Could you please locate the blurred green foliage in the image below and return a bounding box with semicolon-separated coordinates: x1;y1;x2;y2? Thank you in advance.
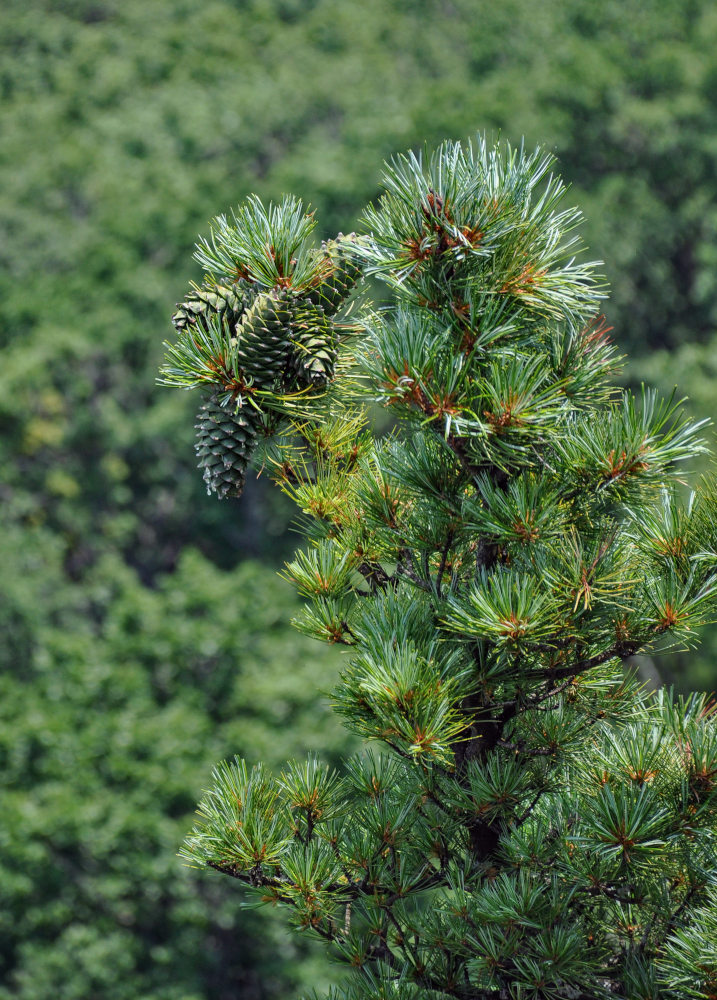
0;518;350;998
2;0;717;995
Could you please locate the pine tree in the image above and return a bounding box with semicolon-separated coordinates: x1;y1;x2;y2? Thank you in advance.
168;138;717;999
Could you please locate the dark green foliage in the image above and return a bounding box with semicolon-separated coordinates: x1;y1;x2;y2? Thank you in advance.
181;140;717;999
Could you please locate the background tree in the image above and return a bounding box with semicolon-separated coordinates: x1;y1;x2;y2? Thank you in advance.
176;138;717;999
0;519;352;999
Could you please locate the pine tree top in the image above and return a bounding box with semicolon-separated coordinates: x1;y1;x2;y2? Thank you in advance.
167;136;717;1000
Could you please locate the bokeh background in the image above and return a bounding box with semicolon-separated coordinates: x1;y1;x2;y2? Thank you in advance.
2;1;717;997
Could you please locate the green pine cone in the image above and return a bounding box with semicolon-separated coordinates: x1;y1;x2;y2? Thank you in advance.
194;392;258;499
235;289;294;388
306;233;363;315
288;302;337;388
172;279;253;333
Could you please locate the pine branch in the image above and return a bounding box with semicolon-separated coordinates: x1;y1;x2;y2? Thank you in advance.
532;639;642;681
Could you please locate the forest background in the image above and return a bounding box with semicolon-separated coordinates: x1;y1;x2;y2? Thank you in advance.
2;1;717;998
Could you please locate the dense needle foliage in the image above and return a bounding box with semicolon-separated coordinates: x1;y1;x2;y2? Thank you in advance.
169;138;717;999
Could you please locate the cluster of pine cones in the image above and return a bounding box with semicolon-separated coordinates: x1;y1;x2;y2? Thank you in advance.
170;236;361;499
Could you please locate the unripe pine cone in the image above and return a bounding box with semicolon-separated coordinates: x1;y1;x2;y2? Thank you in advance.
288;302;337;388
235;289;295;389
172;279;253;333
306;233;363;316
195;391;258;499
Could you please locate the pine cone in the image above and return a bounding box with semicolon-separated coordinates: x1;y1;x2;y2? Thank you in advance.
172;279;253;334
306;233;363;316
288;302;337;388
194;391;258;499
235;289;294;388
